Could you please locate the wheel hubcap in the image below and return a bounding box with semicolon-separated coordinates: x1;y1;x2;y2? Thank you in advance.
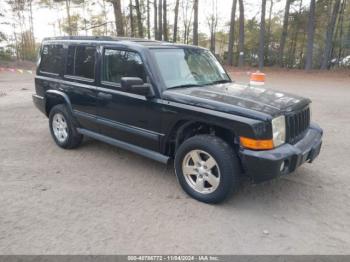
52;113;68;143
182;150;221;194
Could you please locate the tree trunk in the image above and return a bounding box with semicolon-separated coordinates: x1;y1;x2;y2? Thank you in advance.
238;0;244;67
112;0;125;36
129;0;135;37
12;23;19;60
193;0;199;45
346;13;350;60
288;0;303;67
288;26;298;67
102;0;108;35
227;0;237;65
336;0;347;62
163;0;168;41
258;0;266;70
208;0;218;53
321;0;341;69
182;0;193;44
265;0;273;63
135;0;143;37
82;0;88;36
298;29;307;69
305;0;316;70
158;0;163;40
154;0;158;39
278;0;291;66
28;0;35;49
147;0;151;39
210;29;215;53
208;16;215;52
65;0;72;35
173;0;180;42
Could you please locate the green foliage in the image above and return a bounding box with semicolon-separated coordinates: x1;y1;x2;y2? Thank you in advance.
0;46;13;60
265;16;283;66
61;14;81;35
90;14;106;36
218;0;350;69
19;31;37;61
1;3;7;43
244;18;260;66
53;0;85;4
1;0;349;69
0;32;6;42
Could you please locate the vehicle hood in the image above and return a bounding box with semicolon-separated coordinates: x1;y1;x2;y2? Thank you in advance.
162;82;310;120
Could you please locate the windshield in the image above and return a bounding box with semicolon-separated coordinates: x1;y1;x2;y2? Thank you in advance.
151;48;230;89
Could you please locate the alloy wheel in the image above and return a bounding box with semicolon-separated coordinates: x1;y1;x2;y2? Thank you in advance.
52;113;68;143
182;150;221;194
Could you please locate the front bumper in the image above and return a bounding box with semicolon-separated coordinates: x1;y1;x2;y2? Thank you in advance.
239;123;323;183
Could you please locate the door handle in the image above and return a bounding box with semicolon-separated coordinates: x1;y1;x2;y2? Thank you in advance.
97;92;113;100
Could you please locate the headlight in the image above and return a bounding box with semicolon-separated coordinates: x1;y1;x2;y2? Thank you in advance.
272;115;286;147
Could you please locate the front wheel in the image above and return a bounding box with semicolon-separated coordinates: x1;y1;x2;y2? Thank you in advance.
174;135;240;204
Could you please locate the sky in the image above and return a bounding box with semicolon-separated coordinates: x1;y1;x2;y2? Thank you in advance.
0;0;291;43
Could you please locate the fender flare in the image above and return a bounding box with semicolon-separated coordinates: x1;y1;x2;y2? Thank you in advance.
161;120;237;156
45;90;74;115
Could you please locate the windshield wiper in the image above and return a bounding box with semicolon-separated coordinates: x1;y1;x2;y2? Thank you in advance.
167;80;231;90
167;84;202;90
205;79;231;85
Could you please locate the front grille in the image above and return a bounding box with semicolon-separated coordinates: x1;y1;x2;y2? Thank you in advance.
286;106;310;144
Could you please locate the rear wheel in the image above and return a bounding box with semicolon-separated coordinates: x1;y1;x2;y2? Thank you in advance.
49;104;83;149
174;135;240;204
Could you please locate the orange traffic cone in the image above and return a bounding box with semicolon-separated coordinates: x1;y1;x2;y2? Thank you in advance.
250;71;266;85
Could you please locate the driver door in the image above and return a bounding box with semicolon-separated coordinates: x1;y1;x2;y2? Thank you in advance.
96;47;163;152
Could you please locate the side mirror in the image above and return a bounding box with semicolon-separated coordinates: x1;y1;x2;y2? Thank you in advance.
120;77;154;98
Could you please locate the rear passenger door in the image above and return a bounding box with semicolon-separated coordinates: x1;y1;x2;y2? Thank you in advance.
96;47;163;152
63;45;99;132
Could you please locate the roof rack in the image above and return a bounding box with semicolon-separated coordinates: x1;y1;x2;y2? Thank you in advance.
42;36;159;43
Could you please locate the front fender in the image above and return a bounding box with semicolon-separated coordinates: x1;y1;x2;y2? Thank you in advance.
160;114;270;156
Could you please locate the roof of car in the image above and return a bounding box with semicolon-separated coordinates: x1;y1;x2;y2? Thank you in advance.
42;36;206;50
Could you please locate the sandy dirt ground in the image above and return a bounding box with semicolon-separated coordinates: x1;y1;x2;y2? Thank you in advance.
0;70;350;255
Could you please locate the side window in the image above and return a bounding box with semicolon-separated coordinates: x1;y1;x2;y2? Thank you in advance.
102;49;146;85
40;44;64;75
66;45;96;80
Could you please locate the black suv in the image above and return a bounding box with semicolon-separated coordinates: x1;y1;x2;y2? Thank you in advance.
33;36;323;203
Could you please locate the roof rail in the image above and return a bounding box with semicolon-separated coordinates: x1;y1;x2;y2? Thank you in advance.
42;36;159;43
43;36;115;41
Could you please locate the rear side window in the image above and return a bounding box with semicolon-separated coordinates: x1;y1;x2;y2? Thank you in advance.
40;44;64;75
66;46;96;80
102;49;146;84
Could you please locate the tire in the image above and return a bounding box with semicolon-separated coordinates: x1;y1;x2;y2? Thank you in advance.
49;104;83;149
174;135;240;204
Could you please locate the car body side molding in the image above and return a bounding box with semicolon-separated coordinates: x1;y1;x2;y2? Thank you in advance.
76;128;170;164
74;110;163;142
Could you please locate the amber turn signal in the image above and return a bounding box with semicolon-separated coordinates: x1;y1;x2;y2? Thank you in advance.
240;137;274;150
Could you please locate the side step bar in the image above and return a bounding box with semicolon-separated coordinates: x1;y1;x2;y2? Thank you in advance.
77;128;170;164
